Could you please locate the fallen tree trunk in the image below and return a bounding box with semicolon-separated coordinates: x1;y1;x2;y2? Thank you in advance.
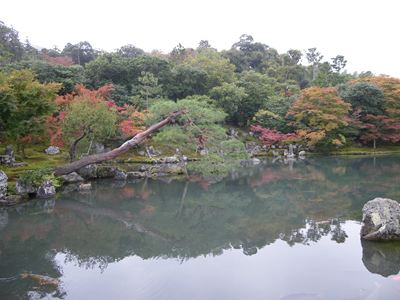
54;110;185;176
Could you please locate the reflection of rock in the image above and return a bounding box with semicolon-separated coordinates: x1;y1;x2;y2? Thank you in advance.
362;239;400;277
361;198;400;240
0;209;8;230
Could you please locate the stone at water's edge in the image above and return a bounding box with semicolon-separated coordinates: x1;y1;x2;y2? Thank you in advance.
60;172;84;183
361;198;400;241
36;180;56;198
0;170;7;199
15;180;36;195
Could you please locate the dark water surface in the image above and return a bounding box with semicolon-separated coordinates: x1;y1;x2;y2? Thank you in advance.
1;156;400;299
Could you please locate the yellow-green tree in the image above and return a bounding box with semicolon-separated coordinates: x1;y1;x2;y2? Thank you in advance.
287;87;351;147
0;69;60;155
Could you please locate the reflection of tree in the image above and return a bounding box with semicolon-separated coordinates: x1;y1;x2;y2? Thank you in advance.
0;156;400;297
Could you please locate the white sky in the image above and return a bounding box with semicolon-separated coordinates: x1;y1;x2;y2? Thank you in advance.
2;0;400;77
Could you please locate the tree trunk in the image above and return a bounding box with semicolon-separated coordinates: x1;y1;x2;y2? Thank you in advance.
373;139;376;150
69;131;87;162
54;110;185;176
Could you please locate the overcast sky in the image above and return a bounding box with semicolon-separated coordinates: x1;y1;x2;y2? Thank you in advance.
2;0;400;77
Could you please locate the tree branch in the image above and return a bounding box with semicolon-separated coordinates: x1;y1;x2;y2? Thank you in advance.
54;110;186;176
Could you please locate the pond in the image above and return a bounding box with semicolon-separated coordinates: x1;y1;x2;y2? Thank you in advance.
1;156;400;299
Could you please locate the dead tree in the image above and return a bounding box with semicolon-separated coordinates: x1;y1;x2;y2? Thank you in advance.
54;110;185;176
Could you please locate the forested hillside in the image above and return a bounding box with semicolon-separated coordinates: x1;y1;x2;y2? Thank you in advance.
1;20;399;159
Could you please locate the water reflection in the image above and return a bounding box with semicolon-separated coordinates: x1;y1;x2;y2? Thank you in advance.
0;156;400;299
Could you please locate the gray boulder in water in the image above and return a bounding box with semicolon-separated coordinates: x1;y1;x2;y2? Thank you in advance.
0;171;8;199
361;198;400;241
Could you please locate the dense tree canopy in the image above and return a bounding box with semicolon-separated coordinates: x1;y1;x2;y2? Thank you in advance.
0;69;60;152
0;20;399;152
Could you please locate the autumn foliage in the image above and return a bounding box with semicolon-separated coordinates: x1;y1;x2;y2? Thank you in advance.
47;84;145;147
287;87;351;147
251;125;297;146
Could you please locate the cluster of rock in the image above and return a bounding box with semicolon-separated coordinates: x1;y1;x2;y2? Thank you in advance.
0;170;24;206
76;162;185;181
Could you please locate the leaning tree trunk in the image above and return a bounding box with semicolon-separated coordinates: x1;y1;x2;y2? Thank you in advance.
54;110;185;176
69;131;86;162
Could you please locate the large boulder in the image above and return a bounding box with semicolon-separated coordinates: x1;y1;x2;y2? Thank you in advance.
0;171;7;199
114;169;127;180
16;180;36;195
361;198;400;241
36;180;56;198
77;164;98;179
60;172;84;183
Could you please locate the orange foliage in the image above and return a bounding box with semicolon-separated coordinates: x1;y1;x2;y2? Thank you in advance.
287;87;351;146
47;83;146;145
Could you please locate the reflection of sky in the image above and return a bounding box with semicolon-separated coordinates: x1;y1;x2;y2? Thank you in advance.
56;222;400;300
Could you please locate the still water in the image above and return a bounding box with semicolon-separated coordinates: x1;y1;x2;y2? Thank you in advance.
1;156;400;299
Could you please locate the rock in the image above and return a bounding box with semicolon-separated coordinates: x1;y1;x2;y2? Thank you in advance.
271;150;280;157
5;145;14;157
149;164;185;177
36;180;56;198
0;146;15;166
78;183;92;191
0;171;7;199
16;180;36;195
126;171;146;179
361;198;400;241
298;150;306;157
139;165;147;172
146;146;161;157
114;169;127;180
251;158;261;165
78;164;98;179
60;172;84;183
45;146;60;155
227;128;238;138
12;162;27;167
94;142;105;154
0;155;13;165
159;156;180;164
96;165;117;178
199;149;208;156
138;151;146;156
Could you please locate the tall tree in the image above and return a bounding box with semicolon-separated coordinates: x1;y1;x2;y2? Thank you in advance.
0;20;24;64
305;47;323;81
62;41;96;65
117;44;145;58
331;55;347;73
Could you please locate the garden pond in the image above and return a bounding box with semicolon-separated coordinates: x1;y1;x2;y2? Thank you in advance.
1;156;400;299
